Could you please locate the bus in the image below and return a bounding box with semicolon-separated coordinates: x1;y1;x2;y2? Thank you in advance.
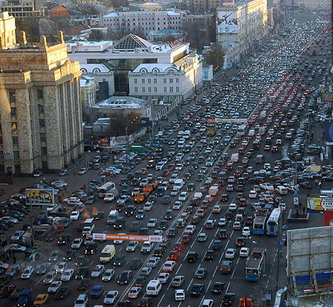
245;247;266;281
97;182;117;198
266;208;281;236
252;209;268;235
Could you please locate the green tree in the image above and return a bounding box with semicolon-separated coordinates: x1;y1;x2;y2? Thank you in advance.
204;43;225;73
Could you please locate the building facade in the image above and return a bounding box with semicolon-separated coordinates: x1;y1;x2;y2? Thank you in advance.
0;0;45;20
284;0;330;9
80;75;97;107
0;12;83;174
184;0;220;12
101;10;185;36
216;0;268;66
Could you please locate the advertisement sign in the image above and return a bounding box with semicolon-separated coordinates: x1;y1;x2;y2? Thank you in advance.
92;233;163;242
25;189;54;205
325;120;333;143
307;197;333;211
217;10;238;34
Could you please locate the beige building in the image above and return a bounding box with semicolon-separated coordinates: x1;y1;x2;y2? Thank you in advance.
217;0;268;66
0;0;45;20
0;12;83;175
184;0;220;12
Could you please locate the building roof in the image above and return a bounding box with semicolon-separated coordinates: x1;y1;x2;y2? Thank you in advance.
132;63;180;73
93;96;150;109
103;11;118;18
81;64;111;73
80;75;95;88
113;33;153;50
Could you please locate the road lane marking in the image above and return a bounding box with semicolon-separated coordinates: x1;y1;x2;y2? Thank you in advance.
157;293;165;307
207;280;212;293
213;265;218;277
175;263;183;275
226;281;231;293
186;278;193;291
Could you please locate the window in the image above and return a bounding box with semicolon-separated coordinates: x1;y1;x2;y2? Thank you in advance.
142;79;145;84
176;78;179;83
13;151;20;160
12;136;18;145
169;79;173;83
37;89;44;100
39;119;45;127
8;91;16;103
142;87;145;93
40;134;46;142
0;151;3;160
38;104;44;114
11;122;17;134
148;87;151;93
176;87;180;92
148;79;151;83
154;87;157;92
11;107;17;116
163;79;167;83
134;79;137;84
41;147;47;156
170;87;174;93
154;79;157;83
164;87;167;92
134;87;138;93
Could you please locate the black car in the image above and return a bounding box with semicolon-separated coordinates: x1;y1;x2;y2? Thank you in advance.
76;255;88;266
219;229;228;239
236;237;246;247
77;278;90;291
75;266;89;280
129;258;142;270
212;282;225;294
222;293;236;306
55;286;70;300
117;271;132;285
125;205;136;216
159;220;169;230
138;297;153;307
204;249;215;261
63;250;76;262
187;251;199;263
212;239;223;250
116;300;132;307
133;275;147;287
220;261;233;274
153;247;166;257
190;284;205;296
113;217;126;229
84;242;97;255
57;234;71;245
113;255;126;266
164;210;173;220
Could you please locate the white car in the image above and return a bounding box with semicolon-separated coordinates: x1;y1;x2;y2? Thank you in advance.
10;230;24;242
225;248;236;259
71;238;83;249
259;183;275;191
61;269;74;281
103;290;119;305
218;218;227;227
91;265;105;278
74;294;88;307
212;204;222;213
184;225;196;234
242;226;251;236
127;287;142;299
77;168;88;175
228;203;237;211
146;257;160;268
240;247;250;258
126;241;138;252
248;190;258;199
21;266;34;279
143;202;153;211
178;191;188;201
175;289;185;301
117;195;130;204
102;269;115;282
104;194;115;203
47;280;62;293
173;201;182;210
147;218;157;228
55;261;67;274
201;299;214;307
158;272;170;284
43;271;56;284
162;260;176;272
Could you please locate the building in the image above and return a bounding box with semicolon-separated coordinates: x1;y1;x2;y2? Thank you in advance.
0;0;45;20
148;29;184;41
184;0;220;12
0;11;16;48
284;0;330;9
100;10;185;36
48;4;69;17
216;0;268;66
80;75;97;107
67;34;200;96
0;12;83;175
128;53;203;102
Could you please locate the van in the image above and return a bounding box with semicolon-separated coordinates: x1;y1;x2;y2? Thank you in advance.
275;185;288;195
107;210;120;225
146;279;162;296
100;245;116;263
82;218;95;236
255;155;265;164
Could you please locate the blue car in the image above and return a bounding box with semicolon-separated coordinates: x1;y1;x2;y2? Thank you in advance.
90;285;104;299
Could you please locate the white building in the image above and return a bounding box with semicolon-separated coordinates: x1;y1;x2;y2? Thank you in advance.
216;0;268;66
80;75;97;107
128;53;203;102
101;10;185;36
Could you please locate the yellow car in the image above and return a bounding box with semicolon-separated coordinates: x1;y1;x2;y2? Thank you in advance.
34;293;48;306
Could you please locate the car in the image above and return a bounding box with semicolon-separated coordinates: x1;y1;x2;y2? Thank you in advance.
240;247;250;257
171;275;185;287
54;286;70;300
236;237;246;247
129;258;142;270
10;230;24;242
104;290;119;304
162;260;176;272
212;204;222;213
70;211;80;221
195;267;207;279
33;169;43;177
47;281;62;294
184;225;196;234
77;278;90;291
75;266;89;280
140;266;152;277
248;190;258;199
146;257;160;268
117;270;133;285
233;221;242;230
33;293;48;306
259;183;275;191
205;219;216;229
205;249;215;261
21;266;34;279
76;255;88;266
61;269;74;281
91;265;105;278
8;243;26;252
178;191;188;201
43;270;56;284
36;262;51;275
187;251;199;263
55;261;67;274
198;232;208;242
102;268;115;281
90;285;104;298
201;299;214;307
222;293;236;306
136;210;145;219
77;168;88;175
59;169;69;176
0;284;16;298
212;282;225;294
190;284;205;296
158;272;170;284
218;217;227;227
220;260;233;274
71;238;83;249
138;296;153;307
242;226;251;236
147;218;157;228
127;287;141;299
175;289;185;301
225;248;236;259
57;234;71;245
74;293;89;307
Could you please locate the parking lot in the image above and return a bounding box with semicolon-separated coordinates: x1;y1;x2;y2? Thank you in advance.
0;7;332;307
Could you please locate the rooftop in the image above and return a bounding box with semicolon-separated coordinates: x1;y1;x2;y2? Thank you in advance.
132;63;180;73
93;96;150;109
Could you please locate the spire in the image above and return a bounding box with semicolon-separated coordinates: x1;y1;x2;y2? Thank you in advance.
58;31;65;44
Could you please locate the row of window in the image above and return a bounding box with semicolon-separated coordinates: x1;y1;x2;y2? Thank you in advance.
134;78;180;84
134;86;180;93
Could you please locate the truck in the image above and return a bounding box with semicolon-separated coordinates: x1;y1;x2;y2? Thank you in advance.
231;153;239;163
17;289;32;307
209;185;219;197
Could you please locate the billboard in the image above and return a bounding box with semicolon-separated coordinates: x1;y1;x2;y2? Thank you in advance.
307;197;333;211
324;120;333;143
25;189;55;205
92;233;163;242
217;10;238;34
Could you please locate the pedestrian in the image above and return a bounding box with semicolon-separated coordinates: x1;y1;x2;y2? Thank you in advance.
319;181;322;187
13;256;16;264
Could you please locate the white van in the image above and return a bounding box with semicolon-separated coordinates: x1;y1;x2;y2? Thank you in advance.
82;218;95;236
275;186;288;195
100;245;116;263
146;280;162;296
